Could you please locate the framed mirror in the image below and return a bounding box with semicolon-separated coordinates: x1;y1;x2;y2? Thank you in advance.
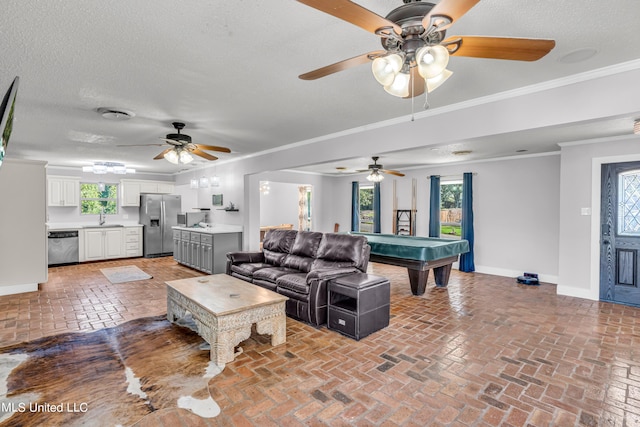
212;194;223;206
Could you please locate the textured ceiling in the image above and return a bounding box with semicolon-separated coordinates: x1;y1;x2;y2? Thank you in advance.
1;0;640;175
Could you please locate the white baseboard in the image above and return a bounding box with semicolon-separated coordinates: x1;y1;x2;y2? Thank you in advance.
473;265;558;285
556;285;599;301
0;283;39;296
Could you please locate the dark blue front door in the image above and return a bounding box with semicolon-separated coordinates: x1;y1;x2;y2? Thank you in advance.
600;161;640;307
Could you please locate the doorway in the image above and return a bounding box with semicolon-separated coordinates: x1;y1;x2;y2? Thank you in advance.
600;161;640;307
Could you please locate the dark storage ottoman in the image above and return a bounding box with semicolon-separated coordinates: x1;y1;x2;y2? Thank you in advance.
327;273;390;340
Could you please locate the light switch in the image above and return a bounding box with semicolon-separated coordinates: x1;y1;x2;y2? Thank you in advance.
581;207;591;216
123;214;129;219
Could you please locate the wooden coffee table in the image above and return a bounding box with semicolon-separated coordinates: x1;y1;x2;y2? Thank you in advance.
166;274;288;366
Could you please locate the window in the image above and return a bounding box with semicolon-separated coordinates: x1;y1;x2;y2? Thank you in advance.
440;180;462;239
618;170;640;235
359;185;374;232
80;183;118;215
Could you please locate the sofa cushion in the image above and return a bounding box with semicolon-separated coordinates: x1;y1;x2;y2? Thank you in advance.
263;229;297;253
230;262;271;277
253;266;298;284
276;273;309;295
263;249;288;266
290;231;323;258
282;254;315;273
311;258;357;270
316;233;368;266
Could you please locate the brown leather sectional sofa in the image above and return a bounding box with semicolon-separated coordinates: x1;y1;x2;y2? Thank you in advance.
226;229;370;326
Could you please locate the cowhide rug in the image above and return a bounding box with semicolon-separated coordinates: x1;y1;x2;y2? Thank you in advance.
0;315;221;426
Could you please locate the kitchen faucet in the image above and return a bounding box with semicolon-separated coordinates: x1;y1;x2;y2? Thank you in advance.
99;208;106;226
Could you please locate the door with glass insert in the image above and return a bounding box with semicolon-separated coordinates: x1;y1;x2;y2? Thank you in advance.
600;161;640;306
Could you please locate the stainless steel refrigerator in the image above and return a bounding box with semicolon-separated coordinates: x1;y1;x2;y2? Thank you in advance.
139;194;181;257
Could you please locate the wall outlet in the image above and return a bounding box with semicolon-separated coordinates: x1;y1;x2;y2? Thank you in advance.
123;214;129;219
581;207;591;216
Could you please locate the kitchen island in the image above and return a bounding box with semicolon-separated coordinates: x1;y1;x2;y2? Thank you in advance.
172;225;243;274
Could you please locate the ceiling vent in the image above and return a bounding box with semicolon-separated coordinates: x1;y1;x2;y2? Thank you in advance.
97;107;134;121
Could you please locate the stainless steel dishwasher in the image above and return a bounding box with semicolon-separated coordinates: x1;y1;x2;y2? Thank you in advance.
48;230;79;266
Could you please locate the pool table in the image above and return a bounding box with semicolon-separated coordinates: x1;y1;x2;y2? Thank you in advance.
352;233;470;296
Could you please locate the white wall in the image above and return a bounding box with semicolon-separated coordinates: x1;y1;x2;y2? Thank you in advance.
333;154;561;282
260;182;302;227
0;159;48;295
558;136;640;300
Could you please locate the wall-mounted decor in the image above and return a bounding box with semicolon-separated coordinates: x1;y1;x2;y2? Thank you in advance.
212;194;223;206
0;76;20;171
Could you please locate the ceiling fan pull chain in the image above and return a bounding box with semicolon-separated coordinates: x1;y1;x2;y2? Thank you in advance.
411;73;415;121
424;89;430;110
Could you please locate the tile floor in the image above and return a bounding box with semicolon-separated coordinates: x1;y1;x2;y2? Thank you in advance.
1;257;640;426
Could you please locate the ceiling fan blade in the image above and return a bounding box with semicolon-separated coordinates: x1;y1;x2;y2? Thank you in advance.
195;144;231;153
191;149;218;161
116;143;164;147
153;148;172;160
382;169;405;177
297;0;401;36
299;50;386;80
422;0;480;33
443;36;556;61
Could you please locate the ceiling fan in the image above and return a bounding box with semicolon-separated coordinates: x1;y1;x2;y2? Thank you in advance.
358;156;405;181
152;122;231;165
297;0;556;98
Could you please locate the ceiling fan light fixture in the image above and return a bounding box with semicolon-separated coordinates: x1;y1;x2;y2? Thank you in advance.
416;45;449;79
372;54;403;86
164;149;179;164
426;69;453;93
82;162;135;174
367;170;384;182
384;71;410;97
178;150;194;164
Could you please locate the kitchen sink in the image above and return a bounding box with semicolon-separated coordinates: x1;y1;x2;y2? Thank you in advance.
83;224;124;228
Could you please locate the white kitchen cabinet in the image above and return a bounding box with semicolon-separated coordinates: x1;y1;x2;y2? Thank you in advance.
157;182;174;193
139;181;158;193
120;179;175;207
123;226;142;257
120;181;141;207
84;228;123;261
48;176;80;207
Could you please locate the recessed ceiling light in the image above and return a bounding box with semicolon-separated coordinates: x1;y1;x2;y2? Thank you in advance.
97;107;135;121
452;150;472;156
558;48;598;64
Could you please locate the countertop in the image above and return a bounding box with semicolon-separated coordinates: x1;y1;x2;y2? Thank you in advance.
47;222;143;231
172;225;243;234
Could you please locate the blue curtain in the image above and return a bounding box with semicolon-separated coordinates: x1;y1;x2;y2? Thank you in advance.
373;182;381;233
428;176;440;237
460;172;475;272
351;181;359;232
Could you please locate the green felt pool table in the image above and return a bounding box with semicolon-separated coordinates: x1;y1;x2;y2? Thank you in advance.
352;233;470;295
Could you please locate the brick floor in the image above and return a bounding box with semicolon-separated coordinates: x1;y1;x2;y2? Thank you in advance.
2;257;640;426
